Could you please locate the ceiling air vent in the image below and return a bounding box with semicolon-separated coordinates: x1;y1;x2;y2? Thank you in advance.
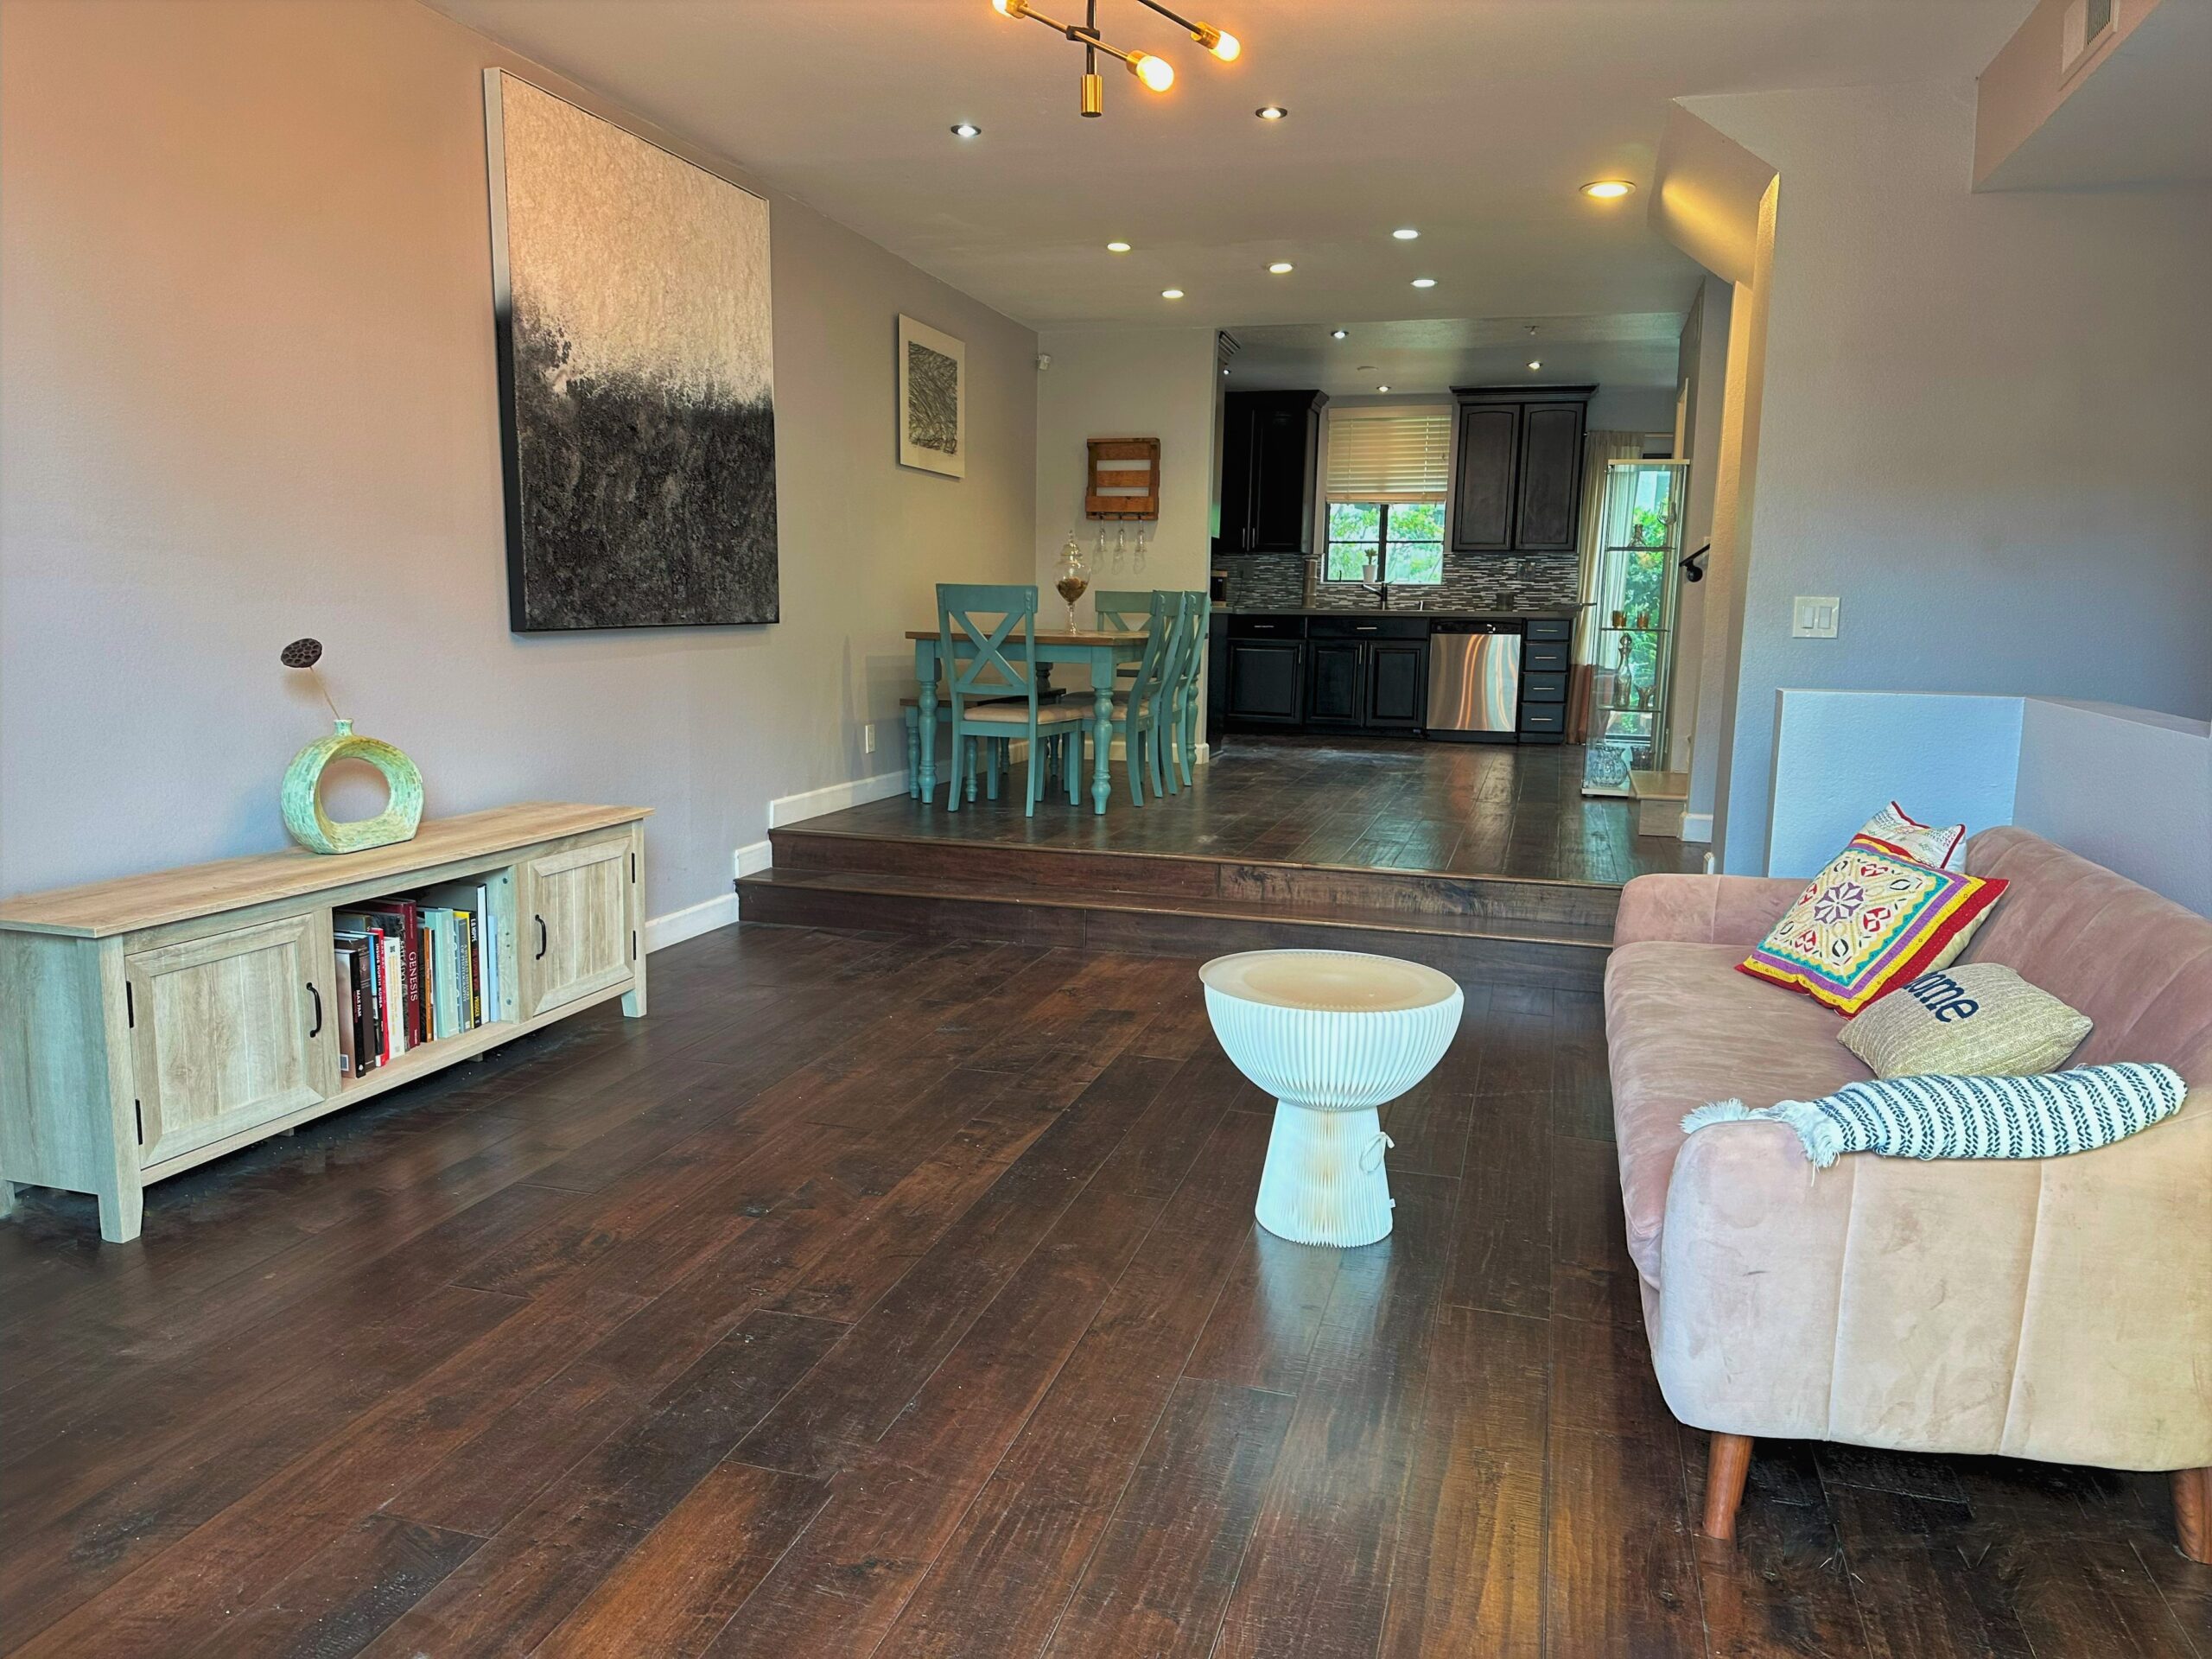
2059;0;2116;84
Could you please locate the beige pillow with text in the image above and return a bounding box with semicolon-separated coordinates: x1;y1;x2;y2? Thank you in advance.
1840;963;2091;1078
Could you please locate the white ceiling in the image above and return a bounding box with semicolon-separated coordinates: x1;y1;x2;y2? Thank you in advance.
1226;313;1684;398
433;0;2031;333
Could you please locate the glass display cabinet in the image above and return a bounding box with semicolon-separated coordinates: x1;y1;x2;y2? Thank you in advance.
1582;460;1688;798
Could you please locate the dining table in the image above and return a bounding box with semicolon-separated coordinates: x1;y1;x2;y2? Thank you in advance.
906;626;1148;815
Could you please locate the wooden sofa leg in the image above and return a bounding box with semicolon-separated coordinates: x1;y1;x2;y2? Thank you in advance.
2177;1467;2212;1565
1701;1433;1753;1542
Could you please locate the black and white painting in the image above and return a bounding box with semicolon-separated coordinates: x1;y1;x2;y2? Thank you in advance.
897;315;966;480
486;71;778;630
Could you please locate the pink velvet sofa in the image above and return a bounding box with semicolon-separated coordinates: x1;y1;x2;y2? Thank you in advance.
1606;826;2212;1560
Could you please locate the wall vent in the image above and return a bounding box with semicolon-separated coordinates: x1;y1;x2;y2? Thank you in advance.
2059;0;2117;84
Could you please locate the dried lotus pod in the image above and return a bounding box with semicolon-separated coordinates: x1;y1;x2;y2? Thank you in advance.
280;638;324;670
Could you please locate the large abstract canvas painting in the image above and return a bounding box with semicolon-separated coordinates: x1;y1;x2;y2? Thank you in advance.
486;71;778;630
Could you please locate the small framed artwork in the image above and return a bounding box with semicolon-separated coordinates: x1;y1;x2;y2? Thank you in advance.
898;315;966;479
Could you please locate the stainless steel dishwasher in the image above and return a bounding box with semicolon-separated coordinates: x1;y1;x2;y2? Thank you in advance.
1424;620;1522;740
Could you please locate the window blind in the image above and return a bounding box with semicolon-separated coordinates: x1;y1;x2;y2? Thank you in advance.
1325;406;1452;504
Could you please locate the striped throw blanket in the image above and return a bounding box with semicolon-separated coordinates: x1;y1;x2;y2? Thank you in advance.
1682;1062;2187;1168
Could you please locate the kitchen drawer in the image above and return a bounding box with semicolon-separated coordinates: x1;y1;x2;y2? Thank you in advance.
1524;641;1570;673
1522;671;1568;703
1229;613;1306;639
1525;616;1573;643
1310;614;1428;640
1517;702;1566;734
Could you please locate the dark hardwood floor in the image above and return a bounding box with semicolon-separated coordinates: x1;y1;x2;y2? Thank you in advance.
825;735;1706;886
3;925;2202;1657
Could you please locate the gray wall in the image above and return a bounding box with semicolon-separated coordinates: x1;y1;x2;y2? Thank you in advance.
0;0;1037;918
1687;80;2212;874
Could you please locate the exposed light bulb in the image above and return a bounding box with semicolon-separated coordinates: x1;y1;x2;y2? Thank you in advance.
1267;261;1294;275
1160;288;1185;299
1207;28;1241;61
1128;52;1175;92
1581;179;1634;199
990;0;1027;16
1106;240;1132;252
1392;227;1420;240
1410;277;1437;289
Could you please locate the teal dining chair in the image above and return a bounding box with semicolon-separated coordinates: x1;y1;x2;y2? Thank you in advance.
1084;589;1187;807
1170;588;1211;789
935;583;1087;816
1093;589;1153;685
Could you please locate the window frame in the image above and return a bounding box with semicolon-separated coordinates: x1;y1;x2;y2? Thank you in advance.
1323;498;1446;586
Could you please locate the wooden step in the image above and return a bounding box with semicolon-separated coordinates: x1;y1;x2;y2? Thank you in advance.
766;824;1621;935
734;867;1608;988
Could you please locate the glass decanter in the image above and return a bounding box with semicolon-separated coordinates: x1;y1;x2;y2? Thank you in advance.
1054;535;1090;631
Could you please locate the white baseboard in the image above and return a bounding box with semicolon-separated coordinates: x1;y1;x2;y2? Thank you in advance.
1679;810;1714;844
767;768;910;829
645;891;740;953
733;839;772;880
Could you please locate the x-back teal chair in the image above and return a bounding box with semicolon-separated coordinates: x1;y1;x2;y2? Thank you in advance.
935;583;1087;816
1085;589;1188;807
1093;589;1153;685
1169;588;1211;789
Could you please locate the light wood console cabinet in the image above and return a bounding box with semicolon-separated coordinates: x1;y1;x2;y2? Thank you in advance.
0;803;649;1241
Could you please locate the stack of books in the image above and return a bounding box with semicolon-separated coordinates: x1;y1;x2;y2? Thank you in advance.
332;880;503;1079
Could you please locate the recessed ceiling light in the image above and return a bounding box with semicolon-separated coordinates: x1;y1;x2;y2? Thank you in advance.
1255;105;1288;121
1581;179;1635;199
1391;227;1420;240
1410;277;1437;289
1160;288;1185;299
1376;385;1391;392
1528;359;1543;371
1330;328;1348;340
1106;240;1132;253
1267;261;1294;275
1222;367;1231;376
950;123;982;139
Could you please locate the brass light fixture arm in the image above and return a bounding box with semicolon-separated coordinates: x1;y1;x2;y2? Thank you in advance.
1130;0;1229;53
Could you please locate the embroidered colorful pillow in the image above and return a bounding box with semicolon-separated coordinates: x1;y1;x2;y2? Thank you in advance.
1851;801;1966;870
1738;845;2007;1014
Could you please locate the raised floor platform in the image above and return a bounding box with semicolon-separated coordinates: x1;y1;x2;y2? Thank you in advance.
739;741;1700;987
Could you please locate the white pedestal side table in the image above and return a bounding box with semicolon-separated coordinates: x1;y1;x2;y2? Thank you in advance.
1201;950;1465;1248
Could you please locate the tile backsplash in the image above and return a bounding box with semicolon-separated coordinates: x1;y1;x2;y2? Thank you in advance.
1221;550;1582;613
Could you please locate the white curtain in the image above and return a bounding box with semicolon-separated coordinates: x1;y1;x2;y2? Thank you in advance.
1573;432;1649;665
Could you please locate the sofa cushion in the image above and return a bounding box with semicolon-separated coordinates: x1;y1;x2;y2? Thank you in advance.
1739;844;2008;1014
1605;941;1872;1283
1963;827;2212;1089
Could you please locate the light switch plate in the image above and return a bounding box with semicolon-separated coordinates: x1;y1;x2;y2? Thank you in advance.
1791;595;1840;639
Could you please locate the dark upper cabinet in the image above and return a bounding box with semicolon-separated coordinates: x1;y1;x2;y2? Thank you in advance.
1224;639;1305;724
1365;641;1429;729
1516;403;1586;551
1218;391;1326;556
1305;640;1365;728
1449;404;1520;552
1448;386;1594;555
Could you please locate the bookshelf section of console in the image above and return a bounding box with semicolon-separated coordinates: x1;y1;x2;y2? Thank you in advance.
0;803;650;1242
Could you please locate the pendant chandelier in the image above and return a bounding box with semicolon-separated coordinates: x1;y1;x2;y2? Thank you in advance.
990;0;1242;118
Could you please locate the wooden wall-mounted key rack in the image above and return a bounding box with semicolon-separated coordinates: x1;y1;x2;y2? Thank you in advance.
1084;438;1160;521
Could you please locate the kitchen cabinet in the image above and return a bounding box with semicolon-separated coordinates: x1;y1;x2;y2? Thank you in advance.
1448;386;1593;555
1305;618;1429;734
1218;390;1326;556
1365;641;1430;729
1224;636;1306;725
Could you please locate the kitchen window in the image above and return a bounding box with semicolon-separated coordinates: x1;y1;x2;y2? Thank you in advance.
1321;406;1450;585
